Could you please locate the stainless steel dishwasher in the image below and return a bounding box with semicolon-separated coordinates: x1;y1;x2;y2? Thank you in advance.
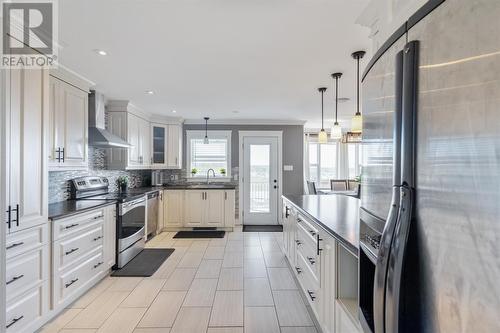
146;191;159;240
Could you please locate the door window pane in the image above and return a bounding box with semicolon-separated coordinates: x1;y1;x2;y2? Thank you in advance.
249;144;270;213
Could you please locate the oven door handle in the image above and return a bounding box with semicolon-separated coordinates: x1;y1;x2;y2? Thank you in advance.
120;196;147;215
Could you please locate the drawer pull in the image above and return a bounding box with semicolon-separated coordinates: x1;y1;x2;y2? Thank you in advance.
309;230;317;236
65;223;79;230
295;266;302;274
93;215;104;220
6;274;24;285
65;248;79;255
307;257;316;265
307;290;316;301
297;218;302;223
65;278;79;288
93;261;104;269
93;236;103;241
295;240;302;246
317;235;323;255
6;242;24;250
6;315;24;329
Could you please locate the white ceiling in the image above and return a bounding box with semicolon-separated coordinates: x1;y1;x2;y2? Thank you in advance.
58;0;371;128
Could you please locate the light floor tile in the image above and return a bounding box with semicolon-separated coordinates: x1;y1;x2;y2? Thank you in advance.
177;251;204;268
39;308;82;333
121;279;165;308
204;246;225;259
172;239;194;247
133;328;171;333
268;268;297;290
280;327;317;333
97;307;147;333
59;329;97;333
243;259;267;278
162;268;197;291
150;257;179;279
189;240;210;252
195;260;222;278
244;246;263;259
209;291;243;327
138;291;186;328
243;237;261;247
226;240;244;252
207;328;243;333
218;268;244;290
107;277;143;292
222;252;244;268
244;278;274;306
263;252;288;268
68;278;115;308
183;279;218;306
66;291;129;329
244;307;280;333
273;291;314;327
170;307;211;333
209;238;227;247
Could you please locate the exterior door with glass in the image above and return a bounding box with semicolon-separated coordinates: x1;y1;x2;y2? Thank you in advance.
242;137;279;225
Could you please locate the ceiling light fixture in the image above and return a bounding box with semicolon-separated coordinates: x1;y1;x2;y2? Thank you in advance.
331;72;343;140
93;49;107;56
317;87;328;144
203;117;210;144
145;90;154;95
351;50;366;133
172;110;177;113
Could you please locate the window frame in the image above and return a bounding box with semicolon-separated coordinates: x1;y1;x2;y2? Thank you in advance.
307;139;339;190
186;130;232;181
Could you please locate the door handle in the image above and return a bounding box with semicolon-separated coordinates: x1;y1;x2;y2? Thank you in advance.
11;204;19;227
6;205;11;229
55;147;61;162
6;315;24;329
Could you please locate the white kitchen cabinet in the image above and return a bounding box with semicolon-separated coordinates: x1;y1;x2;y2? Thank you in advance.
103;205;116;270
48;75;89;170
167;124;182;169
5;67;48;234
163;190;184;229
151;123;168;168
184;190;205;227
205;190;225;227
224;190;236;228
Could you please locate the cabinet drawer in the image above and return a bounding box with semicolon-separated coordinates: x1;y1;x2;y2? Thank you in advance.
53;208;105;241
6;283;46;333
296;215;318;246
6;223;48;259
6;245;48;301
54;221;103;271
296;250;320;291
54;247;105;307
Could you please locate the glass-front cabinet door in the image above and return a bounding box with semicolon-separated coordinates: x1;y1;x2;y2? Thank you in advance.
151;123;168;168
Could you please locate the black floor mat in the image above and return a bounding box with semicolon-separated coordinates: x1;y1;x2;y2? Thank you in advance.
243;225;283;232
111;248;174;277
173;230;226;238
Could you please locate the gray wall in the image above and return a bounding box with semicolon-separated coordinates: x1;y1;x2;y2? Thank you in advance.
183;124;304;195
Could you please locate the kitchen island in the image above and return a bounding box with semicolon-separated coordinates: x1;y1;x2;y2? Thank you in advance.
282;194;361;333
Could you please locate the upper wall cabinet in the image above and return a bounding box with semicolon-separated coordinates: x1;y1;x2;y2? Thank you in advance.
48;70;92;170
151;123;183;169
4;67;49;233
167;124;182;169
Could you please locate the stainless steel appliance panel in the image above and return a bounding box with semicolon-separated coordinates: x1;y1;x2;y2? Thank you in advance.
361;35;407;221
406;0;500;331
146;191;159;239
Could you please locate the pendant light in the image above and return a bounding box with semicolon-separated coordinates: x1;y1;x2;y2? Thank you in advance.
203;117;209;144
317;87;328;144
351;51;365;133
331;72;343;140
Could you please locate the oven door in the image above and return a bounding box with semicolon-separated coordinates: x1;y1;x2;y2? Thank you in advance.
118;196;146;252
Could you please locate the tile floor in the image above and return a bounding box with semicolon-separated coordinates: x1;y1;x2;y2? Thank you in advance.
39;227;318;333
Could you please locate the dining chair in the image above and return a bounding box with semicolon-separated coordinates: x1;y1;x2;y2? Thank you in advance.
348;180;360;191
306;181;317;195
330;179;348;191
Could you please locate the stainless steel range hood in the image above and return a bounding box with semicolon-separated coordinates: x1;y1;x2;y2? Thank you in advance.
88;91;132;148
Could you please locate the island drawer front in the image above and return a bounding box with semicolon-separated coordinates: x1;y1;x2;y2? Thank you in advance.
54;247;104;306
53;221;104;271
6;245;47;302
296;225;319;261
6;223;48;259
6;284;45;333
297;250;320;289
296;216;318;246
53;208;105;241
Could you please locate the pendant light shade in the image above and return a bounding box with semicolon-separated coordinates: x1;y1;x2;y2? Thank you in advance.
351;51;365;133
317;87;328;144
203;117;209;144
331;72;343;140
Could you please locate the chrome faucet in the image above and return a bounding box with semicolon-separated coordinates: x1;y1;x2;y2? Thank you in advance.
206;168;216;184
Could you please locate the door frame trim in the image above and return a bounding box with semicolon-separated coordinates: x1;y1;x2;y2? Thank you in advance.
238;131;283;225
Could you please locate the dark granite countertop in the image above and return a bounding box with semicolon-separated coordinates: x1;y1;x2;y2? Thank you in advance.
162;183;237;190
282;194;360;256
49;200;116;220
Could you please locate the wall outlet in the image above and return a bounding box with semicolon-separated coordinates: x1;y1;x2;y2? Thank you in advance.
284;165;293;171
170;174;175;181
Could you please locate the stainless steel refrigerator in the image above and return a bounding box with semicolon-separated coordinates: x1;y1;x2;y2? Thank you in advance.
357;0;500;332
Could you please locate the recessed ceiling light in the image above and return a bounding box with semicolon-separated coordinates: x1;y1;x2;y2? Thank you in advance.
339;97;350;103
93;49;107;56
172;110;177;113
145;90;154;95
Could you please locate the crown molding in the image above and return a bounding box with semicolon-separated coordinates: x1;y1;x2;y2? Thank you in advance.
183;118;306;126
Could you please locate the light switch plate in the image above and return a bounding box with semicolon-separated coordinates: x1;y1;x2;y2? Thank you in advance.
284;165;293;171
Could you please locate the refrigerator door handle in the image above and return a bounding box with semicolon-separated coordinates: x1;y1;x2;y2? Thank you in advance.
373;49;404;333
384;40;419;333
